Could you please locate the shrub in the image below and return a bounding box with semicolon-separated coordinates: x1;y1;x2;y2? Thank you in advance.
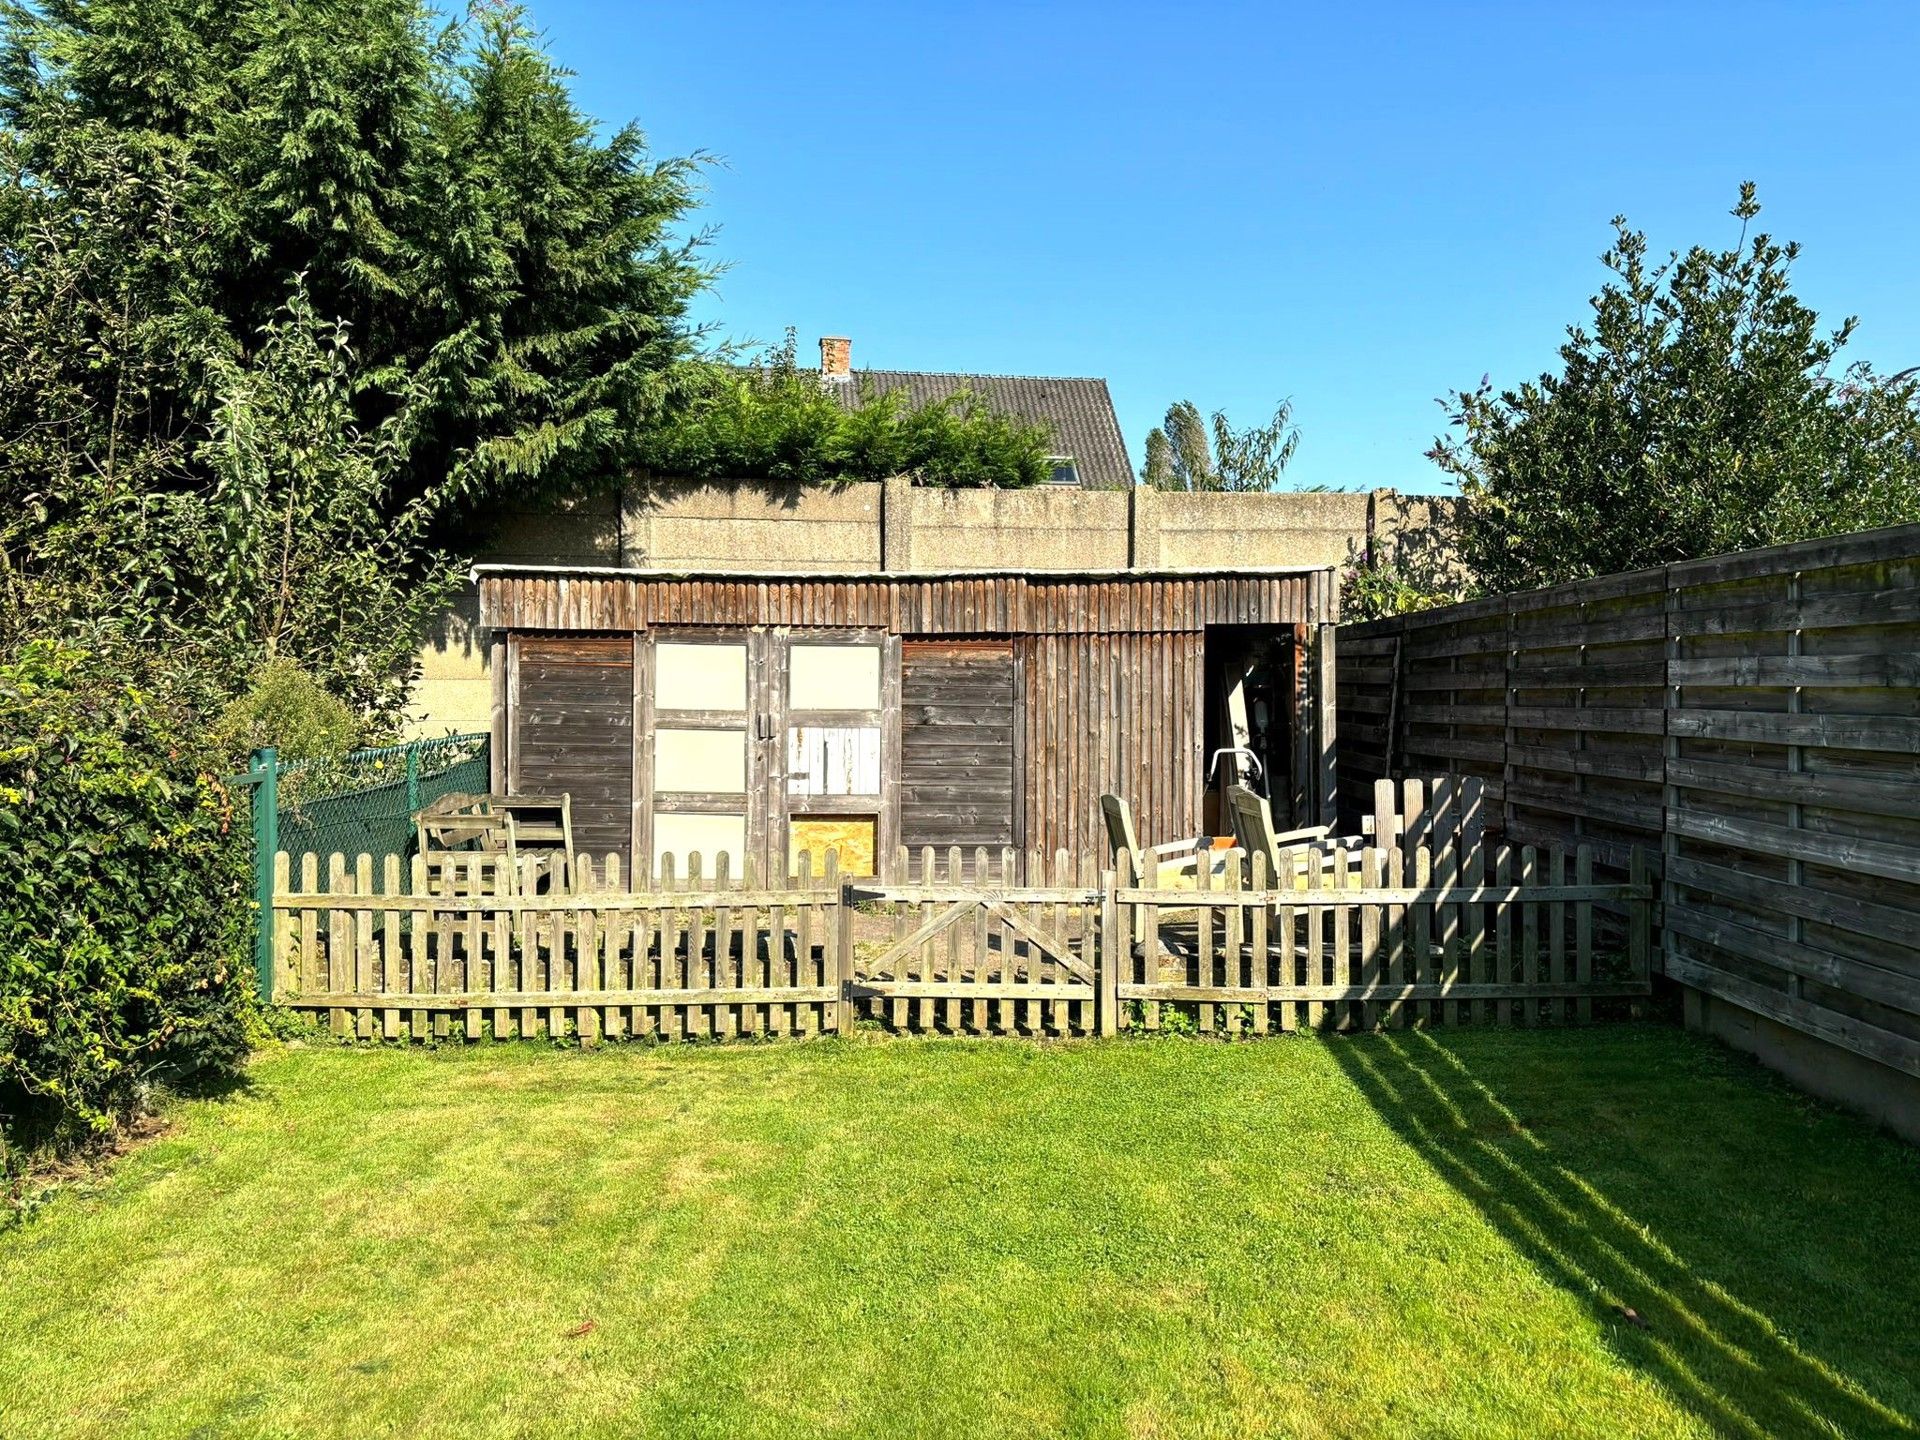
632;333;1055;488
0;641;252;1162
1338;544;1463;622
212;656;365;765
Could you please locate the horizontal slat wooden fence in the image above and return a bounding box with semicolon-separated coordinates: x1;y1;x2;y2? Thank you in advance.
1338;522;1920;1083
272;841;1650;1041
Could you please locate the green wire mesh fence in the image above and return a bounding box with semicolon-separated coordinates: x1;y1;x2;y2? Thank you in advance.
275;733;491;870
236;733;489;1003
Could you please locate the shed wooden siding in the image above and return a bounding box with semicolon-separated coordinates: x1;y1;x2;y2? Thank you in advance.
483;566;1332;870
1021;631;1206;858
478;571;1321;636
508;635;635;863
899;641;1017;856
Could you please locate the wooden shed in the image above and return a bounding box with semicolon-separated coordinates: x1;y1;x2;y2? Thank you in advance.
476;565;1338;882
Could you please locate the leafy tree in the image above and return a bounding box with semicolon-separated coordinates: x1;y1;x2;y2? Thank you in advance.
1209;398;1300;492
1141;399;1301;491
1431;184;1920;592
635;332;1054;488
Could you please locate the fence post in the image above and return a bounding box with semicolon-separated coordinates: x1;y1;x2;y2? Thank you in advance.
249;746;279;1003
1098;869;1120;1037
829;852;853;1034
1629;848;1653;993
405;741;421;818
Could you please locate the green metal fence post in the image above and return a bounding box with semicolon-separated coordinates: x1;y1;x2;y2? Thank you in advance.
405;742;421;820
251;747;278;1003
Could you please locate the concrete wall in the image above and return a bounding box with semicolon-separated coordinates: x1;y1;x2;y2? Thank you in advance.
405;479;1461;735
901;481;1131;571
412;588;492;738
1687;989;1920;1146
627;482;883;572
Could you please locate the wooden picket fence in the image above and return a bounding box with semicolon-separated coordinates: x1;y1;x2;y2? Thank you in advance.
1117;841;1654;1037
272;849;850;1043
271;839;1653;1042
845;846;1106;1037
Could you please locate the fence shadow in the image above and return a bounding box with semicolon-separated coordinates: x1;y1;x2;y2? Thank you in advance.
1328;1028;1920;1439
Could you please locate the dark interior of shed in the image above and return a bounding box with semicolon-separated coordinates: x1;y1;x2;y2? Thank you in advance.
1201;624;1307;834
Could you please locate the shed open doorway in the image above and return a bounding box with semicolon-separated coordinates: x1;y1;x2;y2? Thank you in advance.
1202;625;1305;835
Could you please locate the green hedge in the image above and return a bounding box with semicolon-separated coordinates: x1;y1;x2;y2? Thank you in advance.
0;642;252;1159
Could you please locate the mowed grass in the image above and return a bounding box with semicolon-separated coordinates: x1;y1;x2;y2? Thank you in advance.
3;1026;1918;1440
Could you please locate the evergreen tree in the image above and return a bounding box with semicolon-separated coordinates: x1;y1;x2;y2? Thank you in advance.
0;0;711;706
1140;428;1174;488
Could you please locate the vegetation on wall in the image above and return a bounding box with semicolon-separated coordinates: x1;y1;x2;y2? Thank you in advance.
1431;185;1920;593
1140;399;1301;492
632;332;1055;488
1338;545;1464;622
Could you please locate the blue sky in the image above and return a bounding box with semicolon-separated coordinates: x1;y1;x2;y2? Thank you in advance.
530;1;1920;493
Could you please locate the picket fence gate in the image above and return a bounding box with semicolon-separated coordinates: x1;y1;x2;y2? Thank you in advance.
270;840;1653;1042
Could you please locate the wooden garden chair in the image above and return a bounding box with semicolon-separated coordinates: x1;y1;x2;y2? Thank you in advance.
1223;783;1348;890
1101;793;1227;949
414;792;577;893
1100;793;1213;889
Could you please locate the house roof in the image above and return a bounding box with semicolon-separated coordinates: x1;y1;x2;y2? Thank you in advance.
828;371;1135;489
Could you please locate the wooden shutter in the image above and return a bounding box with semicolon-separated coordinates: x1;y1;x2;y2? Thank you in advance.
900;640;1016;859
511;635;633;864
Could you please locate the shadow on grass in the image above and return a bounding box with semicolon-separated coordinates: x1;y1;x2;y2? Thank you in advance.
1329;1027;1920;1439
3;1062;258;1230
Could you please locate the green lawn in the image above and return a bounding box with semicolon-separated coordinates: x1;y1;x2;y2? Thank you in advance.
3;1026;1917;1440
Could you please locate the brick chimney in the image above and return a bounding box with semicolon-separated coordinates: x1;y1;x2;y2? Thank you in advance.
819;335;851;380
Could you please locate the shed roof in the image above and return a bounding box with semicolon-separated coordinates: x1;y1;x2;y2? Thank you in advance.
475;564;1337;635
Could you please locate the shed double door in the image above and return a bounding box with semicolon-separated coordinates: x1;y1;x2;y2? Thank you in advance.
640;630;894;884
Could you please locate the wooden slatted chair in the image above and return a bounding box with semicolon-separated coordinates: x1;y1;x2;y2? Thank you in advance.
1224;784;1338;888
415;792;577;893
1100;794;1211;888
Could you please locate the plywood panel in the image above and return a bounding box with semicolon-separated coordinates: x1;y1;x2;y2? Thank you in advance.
656;641;746;711
790;644;881;710
653;729;746;794
652;813;746;878
787;726;881;796
788;816;876;877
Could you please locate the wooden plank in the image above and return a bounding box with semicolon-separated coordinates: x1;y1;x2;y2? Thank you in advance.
327;854;349;1039
293;985;840;1009
1520;846;1541;1029
1549;847;1568;1025
831;852;853;1034
1359;848;1382;1030
1667;808;1920;886
1118;981;1649;1003
1663;949;1920;1080
1459;842;1487;1026
1494;846;1513;1027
